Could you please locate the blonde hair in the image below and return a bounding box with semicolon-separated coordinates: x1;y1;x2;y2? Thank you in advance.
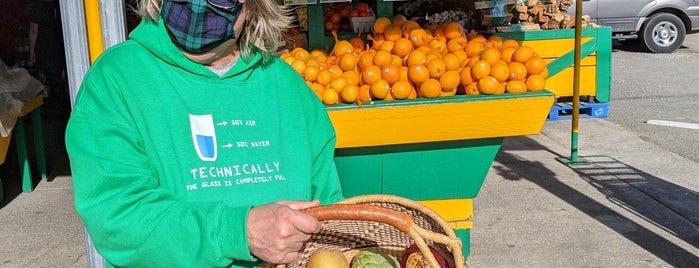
137;0;292;61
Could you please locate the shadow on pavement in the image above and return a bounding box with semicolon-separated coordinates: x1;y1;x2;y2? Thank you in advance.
494;136;699;267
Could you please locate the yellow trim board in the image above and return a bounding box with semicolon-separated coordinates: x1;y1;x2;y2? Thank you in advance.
419;199;474;230
328;92;554;149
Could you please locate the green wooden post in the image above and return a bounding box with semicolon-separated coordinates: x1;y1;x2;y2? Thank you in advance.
14;119;33;192
31;109;47;180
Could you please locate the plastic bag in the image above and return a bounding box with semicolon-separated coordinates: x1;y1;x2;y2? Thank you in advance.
0;60;45;137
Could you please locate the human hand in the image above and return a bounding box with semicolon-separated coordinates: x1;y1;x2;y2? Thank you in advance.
247;200;321;264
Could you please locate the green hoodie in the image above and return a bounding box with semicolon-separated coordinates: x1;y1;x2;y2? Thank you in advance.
66;19;344;267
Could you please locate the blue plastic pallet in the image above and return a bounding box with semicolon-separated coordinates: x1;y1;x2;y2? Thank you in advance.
548;101;609;120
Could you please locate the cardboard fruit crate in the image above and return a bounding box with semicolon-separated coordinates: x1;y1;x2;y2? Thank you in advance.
495;27;613;103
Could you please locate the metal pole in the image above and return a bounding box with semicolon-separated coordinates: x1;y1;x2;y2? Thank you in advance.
570;0;582;163
556;0;588;166
59;1;91;108
99;0;127;50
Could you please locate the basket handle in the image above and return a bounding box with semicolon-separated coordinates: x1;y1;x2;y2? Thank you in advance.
302;204;412;233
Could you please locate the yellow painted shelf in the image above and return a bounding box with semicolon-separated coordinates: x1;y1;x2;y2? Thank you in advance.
326;90;555;149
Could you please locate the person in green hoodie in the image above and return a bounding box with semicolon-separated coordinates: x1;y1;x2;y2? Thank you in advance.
65;0;344;267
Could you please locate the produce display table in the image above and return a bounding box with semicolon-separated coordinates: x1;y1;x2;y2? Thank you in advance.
0;95;47;204
327;90;555;257
496;27;613;119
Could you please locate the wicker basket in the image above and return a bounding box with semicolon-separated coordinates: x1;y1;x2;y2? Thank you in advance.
266;194;466;268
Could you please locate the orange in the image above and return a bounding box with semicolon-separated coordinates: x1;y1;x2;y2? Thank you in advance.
464;41;485;57
442;22;465;40
341;70;361;85
428;39;447;55
439;70;461;91
303;65;320;81
391;55;403;67
305;59;320;68
525;56;547;75
390;80;414;100
459;66;474;86
466;56;480;67
362;65;382;85
290;59;306;74
446;37;467;53
338;53;358;72
480;47;501;66
401;21;421;38
384;25;403;42
369;79;391;100
500;46;517;63
316;69;333;86
526;74;546;91
512;46;536;63
329;77;349;93
507;62;528;81
409;28;429;48
309;83;325;100
470;60;491;80
487;35;504;48
381;64;402;85
408;64;430;85
322;88;339;105
327;64;344;79
490;62;510;82
426;58;447;79
357;51;376;71
505;80;527;93
373;17;392;34
310;49;327;60
496;82;506;94
501;39;520;49
292;48;311;62
452;50;469;67
333;40;354;57
463;82;480;95
419;79;442;98
406;49;428;67
348;37;365;53
392;38;414;58
540;67;550;78
393;14;408;27
425;51;442;63
358;84;372;102
340;84;360;103
373;50;393;68
469;34;488;44
442;53;461;71
378;40;395;52
477;76;499;94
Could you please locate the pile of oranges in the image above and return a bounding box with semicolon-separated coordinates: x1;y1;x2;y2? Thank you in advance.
280;15;549;105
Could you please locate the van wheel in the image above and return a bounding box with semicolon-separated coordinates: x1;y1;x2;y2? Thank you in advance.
640;13;686;53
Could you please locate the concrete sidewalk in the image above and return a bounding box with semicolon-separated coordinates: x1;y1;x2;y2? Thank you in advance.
1;118;697;267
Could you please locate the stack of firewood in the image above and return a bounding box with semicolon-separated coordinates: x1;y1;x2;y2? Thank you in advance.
512;0;590;30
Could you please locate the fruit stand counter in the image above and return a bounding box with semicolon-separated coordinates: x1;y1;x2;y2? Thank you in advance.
327;90;554;257
496;27;612;103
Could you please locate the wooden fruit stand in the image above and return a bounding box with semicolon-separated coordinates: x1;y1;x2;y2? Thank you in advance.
327;91;555;257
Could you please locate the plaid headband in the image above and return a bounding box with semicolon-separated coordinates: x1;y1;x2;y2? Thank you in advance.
161;0;244;53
